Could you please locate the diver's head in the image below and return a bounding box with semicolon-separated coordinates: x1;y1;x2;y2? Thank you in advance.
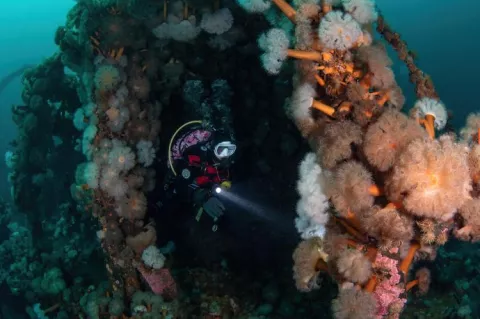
213;140;237;161
211;128;236;160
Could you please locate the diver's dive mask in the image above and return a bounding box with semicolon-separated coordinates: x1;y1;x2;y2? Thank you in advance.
213;141;237;160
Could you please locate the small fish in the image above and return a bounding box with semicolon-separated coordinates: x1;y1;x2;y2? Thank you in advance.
64;173;71;189
0;65;34;97
447;109;454;121
15;105;29;111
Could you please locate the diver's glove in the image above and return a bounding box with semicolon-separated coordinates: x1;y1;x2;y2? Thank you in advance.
202;197;225;219
193;188;210;206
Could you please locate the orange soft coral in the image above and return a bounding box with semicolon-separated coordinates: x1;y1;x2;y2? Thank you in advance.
460;112;480;144
292;237;328;292
327;161;376;217
336;248;372;284
359;205;414;251
363;109;426;172
316;120;363;169
455;199;480;242
468;144;480;184
415;267;431;295
386;135;472;221
332;287;376;319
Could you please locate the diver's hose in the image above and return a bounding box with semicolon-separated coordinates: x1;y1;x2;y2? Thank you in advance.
168;120;203;176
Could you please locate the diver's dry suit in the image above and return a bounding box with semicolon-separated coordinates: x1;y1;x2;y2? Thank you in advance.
162;124;233;229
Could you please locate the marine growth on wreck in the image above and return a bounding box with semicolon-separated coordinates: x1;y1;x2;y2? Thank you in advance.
2;0;480;318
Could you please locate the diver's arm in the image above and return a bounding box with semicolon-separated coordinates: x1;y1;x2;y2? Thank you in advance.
172;148;209;205
158;159;200;214
171;158;194;201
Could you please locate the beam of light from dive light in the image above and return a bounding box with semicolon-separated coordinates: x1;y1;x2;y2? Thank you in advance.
215;181;301;239
216;183;279;223
215;186;222;194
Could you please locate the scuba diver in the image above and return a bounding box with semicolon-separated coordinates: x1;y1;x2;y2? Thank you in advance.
161;78;236;232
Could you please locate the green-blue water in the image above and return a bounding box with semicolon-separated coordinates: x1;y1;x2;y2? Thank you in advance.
1;0;480;318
